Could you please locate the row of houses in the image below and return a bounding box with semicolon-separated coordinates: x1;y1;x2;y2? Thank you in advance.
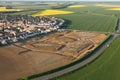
0;14;64;45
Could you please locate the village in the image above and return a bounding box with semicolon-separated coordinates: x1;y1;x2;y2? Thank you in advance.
0;14;64;45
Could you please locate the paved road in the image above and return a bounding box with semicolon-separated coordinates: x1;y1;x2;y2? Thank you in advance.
32;34;116;80
116;18;120;33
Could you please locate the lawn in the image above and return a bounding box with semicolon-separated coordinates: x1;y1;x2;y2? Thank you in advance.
53;36;120;80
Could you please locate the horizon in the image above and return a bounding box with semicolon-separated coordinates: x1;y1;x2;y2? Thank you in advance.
1;0;120;2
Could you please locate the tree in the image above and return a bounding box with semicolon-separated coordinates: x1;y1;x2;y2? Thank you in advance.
6;5;12;9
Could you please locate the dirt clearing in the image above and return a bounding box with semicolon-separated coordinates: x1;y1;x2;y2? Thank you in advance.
0;30;106;80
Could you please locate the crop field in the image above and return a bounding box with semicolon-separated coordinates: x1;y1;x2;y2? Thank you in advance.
95;4;120;10
54;36;120;80
68;4;86;8
0;7;22;12
95;4;120;7
54;14;117;32
0;1;55;9
32;9;74;16
107;7;120;10
61;4;120;16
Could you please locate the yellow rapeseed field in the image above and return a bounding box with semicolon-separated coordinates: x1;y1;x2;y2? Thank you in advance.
68;4;86;8
95;4;120;7
95;4;105;7
95;4;120;11
32;9;74;16
106;8;120;10
0;7;22;12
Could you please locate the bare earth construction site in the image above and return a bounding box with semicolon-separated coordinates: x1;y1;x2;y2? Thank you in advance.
0;30;106;80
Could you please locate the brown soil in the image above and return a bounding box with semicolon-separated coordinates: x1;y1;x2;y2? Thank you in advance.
0;30;106;80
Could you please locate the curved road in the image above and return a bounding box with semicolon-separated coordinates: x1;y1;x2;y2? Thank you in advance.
32;34;116;80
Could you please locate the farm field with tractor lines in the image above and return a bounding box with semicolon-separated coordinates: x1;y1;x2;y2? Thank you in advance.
54;14;117;32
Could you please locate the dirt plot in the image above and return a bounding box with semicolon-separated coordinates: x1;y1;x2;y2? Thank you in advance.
0;30;106;80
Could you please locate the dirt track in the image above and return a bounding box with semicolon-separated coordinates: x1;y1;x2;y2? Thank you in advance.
0;30;106;80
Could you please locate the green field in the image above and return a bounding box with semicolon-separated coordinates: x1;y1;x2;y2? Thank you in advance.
54;4;120;32
53;36;120;80
61;5;120;17
54;13;117;32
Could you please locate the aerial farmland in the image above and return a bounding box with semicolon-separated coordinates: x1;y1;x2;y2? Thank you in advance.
0;1;120;80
